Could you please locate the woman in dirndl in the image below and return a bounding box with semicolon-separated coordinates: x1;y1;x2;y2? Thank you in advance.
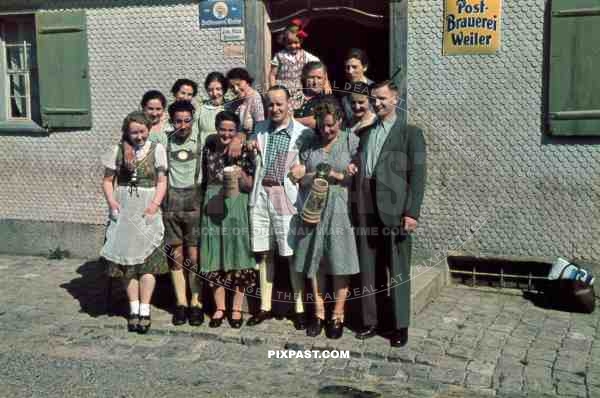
100;111;168;334
200;110;257;329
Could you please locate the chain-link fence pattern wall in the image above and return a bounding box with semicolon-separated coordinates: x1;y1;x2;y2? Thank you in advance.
408;0;600;262
0;1;244;229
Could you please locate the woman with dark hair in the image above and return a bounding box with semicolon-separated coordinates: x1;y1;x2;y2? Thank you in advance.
100;111;168;334
197;72;228;137
171;78;199;103
141;90;169;143
341;48;374;121
292;97;360;339
226;67;265;133
200;110;257;329
344;82;376;135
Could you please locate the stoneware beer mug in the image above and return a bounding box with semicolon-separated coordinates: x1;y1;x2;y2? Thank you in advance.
223;165;240;198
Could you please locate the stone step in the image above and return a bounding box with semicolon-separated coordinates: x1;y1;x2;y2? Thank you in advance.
411;259;450;315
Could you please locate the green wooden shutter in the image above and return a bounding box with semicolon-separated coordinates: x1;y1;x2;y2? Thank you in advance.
548;0;600;136
35;11;91;130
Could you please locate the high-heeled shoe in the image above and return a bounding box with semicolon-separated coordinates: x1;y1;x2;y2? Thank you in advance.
325;318;344;339
228;309;243;329
209;309;226;328
306;317;325;337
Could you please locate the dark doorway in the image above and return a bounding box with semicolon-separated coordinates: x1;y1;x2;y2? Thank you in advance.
272;17;389;88
267;1;390;91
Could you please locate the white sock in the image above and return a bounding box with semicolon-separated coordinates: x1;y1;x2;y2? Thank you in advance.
129;300;140;315
139;303;151;317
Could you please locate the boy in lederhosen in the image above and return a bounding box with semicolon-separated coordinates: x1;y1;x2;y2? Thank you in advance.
162;100;205;326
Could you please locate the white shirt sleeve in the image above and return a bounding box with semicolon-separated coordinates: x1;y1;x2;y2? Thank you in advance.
304;50;320;63
271;52;280;67
154;143;168;171
101;145;119;171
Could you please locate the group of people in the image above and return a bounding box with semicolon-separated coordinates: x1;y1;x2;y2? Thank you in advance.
100;20;426;347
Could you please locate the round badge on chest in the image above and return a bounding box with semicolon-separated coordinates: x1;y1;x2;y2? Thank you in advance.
177;151;190;161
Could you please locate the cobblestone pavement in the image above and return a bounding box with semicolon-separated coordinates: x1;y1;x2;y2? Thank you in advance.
0;255;598;397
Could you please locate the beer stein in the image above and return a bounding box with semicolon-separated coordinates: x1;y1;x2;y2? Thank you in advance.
223;166;240;198
301;163;331;224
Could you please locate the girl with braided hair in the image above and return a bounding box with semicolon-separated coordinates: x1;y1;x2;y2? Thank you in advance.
100;111;168;334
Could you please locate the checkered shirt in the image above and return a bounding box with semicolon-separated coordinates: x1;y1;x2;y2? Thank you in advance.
263;121;292;183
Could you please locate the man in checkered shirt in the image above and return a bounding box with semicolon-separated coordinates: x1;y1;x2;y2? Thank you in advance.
245;85;314;330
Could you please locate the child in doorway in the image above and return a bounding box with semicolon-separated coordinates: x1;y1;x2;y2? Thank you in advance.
269;18;331;111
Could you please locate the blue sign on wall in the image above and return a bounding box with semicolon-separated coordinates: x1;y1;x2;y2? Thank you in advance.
200;0;244;27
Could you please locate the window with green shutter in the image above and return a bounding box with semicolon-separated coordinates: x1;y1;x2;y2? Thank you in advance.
0;10;91;134
546;0;600;136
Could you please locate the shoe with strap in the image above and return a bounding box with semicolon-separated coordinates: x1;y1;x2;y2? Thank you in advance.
209;308;226;328
127;314;139;333
228;309;244;329
138;315;151;334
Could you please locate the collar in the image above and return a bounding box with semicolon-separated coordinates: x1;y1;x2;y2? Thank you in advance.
377;113;397;130
269;118;294;136
168;128;197;145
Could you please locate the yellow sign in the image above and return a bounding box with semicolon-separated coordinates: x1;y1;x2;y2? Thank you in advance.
443;0;502;55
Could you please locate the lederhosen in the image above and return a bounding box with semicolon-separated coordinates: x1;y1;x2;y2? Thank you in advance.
162;133;203;247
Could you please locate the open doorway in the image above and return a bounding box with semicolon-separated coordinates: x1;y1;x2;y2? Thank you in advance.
266;1;389;92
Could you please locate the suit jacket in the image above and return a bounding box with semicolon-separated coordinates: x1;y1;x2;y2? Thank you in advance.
248;118;314;213
355;116;426;227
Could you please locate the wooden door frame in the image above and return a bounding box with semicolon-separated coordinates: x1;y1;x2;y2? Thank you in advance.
244;0;407;126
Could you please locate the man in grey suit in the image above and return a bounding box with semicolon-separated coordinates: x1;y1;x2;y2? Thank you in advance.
348;80;426;347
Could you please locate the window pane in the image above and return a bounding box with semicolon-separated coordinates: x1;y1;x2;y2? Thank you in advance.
10;96;28;118
9;74;29;118
6;45;25;70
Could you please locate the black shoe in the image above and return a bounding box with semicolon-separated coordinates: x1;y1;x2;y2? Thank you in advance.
189;306;204;327
228;310;243;329
127;314;139;332
209;309;225;328
326;318;344;339
246;310;273;327
138;315;151;334
293;312;307;331
172;305;188;326
389;328;408;347
306;317;324;337
355;325;377;340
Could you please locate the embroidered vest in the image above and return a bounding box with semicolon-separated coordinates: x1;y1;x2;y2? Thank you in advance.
116;142;158;188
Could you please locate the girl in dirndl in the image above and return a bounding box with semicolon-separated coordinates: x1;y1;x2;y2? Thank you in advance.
100;111;168;334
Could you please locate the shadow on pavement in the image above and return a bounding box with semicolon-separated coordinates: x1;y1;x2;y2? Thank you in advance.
60;259;174;318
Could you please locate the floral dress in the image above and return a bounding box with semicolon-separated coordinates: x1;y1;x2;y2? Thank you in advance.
228;90;265;134
199;135;257;288
272;48;320;111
